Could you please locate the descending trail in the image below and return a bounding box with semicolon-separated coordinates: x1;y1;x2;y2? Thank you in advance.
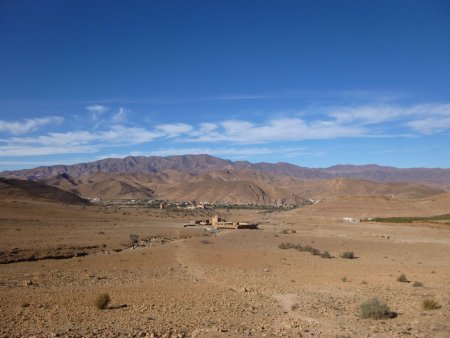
173;232;339;337
174;232;242;292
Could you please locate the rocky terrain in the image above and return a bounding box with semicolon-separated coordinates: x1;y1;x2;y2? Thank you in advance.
0;155;449;337
0;177;90;205
0;190;449;337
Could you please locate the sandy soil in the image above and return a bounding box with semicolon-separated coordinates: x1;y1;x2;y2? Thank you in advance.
0;196;449;337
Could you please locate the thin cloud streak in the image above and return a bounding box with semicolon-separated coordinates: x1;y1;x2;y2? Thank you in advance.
85;104;109;113
330;103;450;125
0;116;63;135
112;107;129;123
79;89;409;105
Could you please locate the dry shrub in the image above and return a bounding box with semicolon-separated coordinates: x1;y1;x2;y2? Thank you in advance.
95;293;111;310
397;273;408;283
360;298;392;319
422;298;440;310
341;251;355;259
129;234;140;244
294;244;305;251
311;248;321;256
413;281;423;287
278;242;296;249
303;245;314;252
280;229;296;234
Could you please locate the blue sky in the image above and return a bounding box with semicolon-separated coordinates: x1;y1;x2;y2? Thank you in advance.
0;0;449;170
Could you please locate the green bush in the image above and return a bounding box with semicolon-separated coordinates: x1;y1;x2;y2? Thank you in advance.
95;293;111;310
360;298;392;319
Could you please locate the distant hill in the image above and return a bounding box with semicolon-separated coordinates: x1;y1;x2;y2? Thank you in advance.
284;177;445;199
40;169;308;205
2;154;450;188
28;168;445;203
0;154;448;203
0;177;90;205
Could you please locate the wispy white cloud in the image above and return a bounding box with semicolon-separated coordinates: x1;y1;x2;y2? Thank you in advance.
185;118;365;144
86;104;109;122
0;145;98;156
86;89;409;104
2;102;450;159
156;123;193;137
86;104;109;113
112;107;129;123
0;116;63;135
407;116;450;134
330;103;450;125
10;131;98;146
1;126;164;156
100;125;164;144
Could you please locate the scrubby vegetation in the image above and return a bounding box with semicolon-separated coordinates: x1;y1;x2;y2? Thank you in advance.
340;251;355;259
422;298;441;310
278;242;296;249
311;248;321;255
367;213;450;224
280;229;296;234
95;293;111;310
413;281;423;287
397;273;408;283
278;243;336;259
129;233;140;244
360;298;393;319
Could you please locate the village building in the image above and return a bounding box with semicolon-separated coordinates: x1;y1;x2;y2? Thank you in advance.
183;215;259;230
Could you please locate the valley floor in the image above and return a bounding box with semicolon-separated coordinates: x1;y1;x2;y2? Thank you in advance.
0;196;449;337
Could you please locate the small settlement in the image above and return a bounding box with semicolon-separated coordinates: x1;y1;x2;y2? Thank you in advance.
183;215;259;230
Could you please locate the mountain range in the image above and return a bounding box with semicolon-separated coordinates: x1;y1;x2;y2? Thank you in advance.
1;154;449;204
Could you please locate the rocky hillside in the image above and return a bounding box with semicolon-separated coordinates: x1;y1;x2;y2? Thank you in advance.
0;177;90;205
2;155;450;189
1;155;448;203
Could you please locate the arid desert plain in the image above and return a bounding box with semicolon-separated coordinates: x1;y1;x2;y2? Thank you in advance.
1;192;449;337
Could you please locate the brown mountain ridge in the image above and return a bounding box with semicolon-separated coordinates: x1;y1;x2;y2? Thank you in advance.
0;154;448;203
2;154;450;186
